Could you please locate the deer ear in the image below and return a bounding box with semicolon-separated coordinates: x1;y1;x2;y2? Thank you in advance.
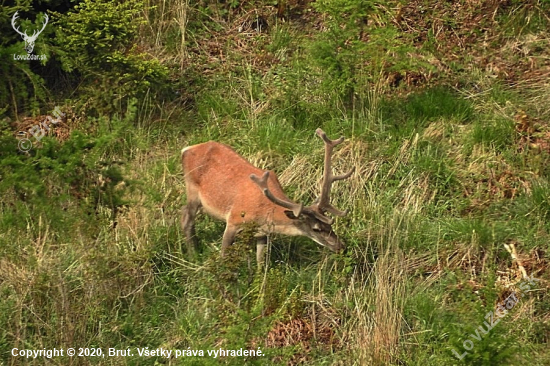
283;210;300;219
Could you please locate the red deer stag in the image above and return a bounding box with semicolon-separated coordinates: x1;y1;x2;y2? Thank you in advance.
180;128;354;262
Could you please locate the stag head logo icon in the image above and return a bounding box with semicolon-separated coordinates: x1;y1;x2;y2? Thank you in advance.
11;11;49;54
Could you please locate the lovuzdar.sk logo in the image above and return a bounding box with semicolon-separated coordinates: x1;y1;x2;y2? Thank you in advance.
11;11;49;61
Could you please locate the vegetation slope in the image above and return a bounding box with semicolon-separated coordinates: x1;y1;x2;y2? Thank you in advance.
1;0;549;365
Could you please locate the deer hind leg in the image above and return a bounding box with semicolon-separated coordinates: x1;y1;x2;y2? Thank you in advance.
181;199;201;255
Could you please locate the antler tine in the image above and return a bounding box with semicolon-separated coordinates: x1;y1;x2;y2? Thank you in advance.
12;12;27;37
250;171;303;217
30;13;49;39
36;13;49;36
333;166;355;183
313;128;354;218
315;128;344;146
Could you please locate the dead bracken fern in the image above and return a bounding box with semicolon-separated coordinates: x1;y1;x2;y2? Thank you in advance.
265;317;338;365
12;114;72;145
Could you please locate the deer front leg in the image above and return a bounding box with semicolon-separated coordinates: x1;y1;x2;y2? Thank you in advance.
221;224;238;257
256;236;267;267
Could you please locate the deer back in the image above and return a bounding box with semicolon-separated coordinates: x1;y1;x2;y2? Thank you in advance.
181;142;293;225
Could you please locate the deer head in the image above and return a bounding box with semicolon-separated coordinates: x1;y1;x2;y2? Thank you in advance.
249;129;354;251
12;11;49;54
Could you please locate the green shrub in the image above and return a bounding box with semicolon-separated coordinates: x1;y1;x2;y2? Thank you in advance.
311;0;431;106
0;116;134;237
54;0;169;116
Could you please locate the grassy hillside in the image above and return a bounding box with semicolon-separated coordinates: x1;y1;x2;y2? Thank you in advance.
1;0;549;365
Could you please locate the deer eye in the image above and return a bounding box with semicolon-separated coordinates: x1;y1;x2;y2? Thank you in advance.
312;224;322;232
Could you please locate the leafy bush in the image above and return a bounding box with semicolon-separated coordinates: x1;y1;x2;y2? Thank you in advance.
0;116;134;236
54;0;169;116
311;0;431;105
